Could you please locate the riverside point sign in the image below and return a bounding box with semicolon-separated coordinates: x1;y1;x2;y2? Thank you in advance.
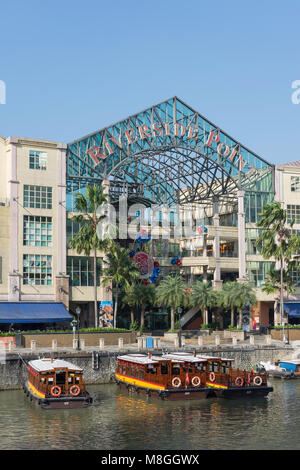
86;122;258;176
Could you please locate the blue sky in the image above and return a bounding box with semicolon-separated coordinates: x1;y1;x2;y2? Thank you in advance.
0;0;299;165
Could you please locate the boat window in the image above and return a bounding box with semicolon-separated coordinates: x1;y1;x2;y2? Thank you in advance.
75;376;80;384
140;368;144;379
56;372;66;385
161;363;168;375
195;363;205;372
146;365;157;375
171;364;181;376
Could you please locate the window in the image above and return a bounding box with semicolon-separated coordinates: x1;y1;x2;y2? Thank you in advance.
290;265;300;287
29;150;47;170
287;205;300;224
23;254;52;285
161;363;168;374
291;176;300;193
23;216;52;246
67;256;101;286
247;261;275;287
24;185;52;209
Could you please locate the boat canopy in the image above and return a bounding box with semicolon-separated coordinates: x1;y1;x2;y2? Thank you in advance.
29;358;82;372
0;302;73;323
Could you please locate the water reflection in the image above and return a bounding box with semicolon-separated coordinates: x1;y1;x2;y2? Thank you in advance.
0;380;299;450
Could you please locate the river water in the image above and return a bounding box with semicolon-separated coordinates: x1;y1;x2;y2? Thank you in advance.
0;379;299;450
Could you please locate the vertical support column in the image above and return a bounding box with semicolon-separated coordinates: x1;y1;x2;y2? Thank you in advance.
212;200;222;290
8;138;20;301
162;205;169;277
237;190;247;280
100;179;112;304
56;143;69;309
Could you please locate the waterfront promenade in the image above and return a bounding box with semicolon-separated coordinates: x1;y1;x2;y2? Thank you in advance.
0;332;297;391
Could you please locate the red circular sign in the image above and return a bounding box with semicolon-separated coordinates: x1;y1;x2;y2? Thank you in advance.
133;252;154;277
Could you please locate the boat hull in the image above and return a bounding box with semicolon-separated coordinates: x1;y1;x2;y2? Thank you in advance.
23;382;93;409
215;385;273;398
116;378;273;400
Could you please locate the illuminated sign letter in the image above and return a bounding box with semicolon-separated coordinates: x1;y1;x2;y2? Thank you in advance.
174;123;186;138
152;122;163;137
138;125;152;140
187;126;198;139
205;130;220;147
124;128;135;144
165;122;171;136
217;143;230;157
86;146;107;166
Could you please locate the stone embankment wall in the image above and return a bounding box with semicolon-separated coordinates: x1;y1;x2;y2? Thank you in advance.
0;345;294;391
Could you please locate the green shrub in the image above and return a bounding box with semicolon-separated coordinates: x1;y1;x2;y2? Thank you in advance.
129;321;140;331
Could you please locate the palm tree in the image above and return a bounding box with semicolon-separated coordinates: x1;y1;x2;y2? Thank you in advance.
256;201;300;327
233;282;257;328
122;284;136;326
69;185;109;328
131;284;156;329
155;275;190;330
102;241;140;328
190;281;218;325
221;281;240;327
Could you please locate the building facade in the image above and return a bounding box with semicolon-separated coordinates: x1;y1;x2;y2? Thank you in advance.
0;97;299;329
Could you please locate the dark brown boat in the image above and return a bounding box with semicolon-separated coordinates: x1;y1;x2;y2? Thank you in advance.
115;352;273;400
23;358;92;409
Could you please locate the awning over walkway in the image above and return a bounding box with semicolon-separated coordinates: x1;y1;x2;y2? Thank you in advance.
0;302;73;323
284;303;300;318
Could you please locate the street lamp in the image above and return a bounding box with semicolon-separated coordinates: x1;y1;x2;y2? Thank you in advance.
75;306;81;351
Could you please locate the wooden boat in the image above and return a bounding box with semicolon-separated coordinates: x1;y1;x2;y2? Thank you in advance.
23;358;93;409
115;352;273;400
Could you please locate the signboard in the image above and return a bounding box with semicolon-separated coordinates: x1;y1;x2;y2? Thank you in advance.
133;252;154;278
99;301;114;328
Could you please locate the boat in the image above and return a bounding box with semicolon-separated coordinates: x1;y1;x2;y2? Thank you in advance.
115;352;273;400
23;358;93;408
257;360;296;379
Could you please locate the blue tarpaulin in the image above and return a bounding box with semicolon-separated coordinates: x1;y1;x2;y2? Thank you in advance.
0;302;73;323
284;303;300;318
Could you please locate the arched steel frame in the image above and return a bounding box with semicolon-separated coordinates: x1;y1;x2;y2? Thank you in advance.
66;96;275;206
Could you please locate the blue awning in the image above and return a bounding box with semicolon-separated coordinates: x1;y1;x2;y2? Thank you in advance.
284;303;300;318
0;302;73;323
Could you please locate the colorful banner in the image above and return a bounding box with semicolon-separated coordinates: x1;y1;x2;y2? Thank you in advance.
99;301;114;328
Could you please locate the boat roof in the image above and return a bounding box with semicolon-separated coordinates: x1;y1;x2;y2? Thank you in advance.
28;358;83;372
279;360;300;365
118;354;162;365
197;354;234;362
161;353;208;363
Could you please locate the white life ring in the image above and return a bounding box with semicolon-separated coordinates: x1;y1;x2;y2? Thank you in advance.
209;372;215;382
253;375;263;386
191;376;201;387
172;377;181;388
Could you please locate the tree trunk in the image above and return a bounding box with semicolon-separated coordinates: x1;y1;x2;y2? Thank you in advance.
171;306;175;331
140;306;145;329
231;308;235;327
238;309;243;329
114;285;119;329
94;246;98;328
204;309;208;325
217;308;223;329
130;310;134;325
